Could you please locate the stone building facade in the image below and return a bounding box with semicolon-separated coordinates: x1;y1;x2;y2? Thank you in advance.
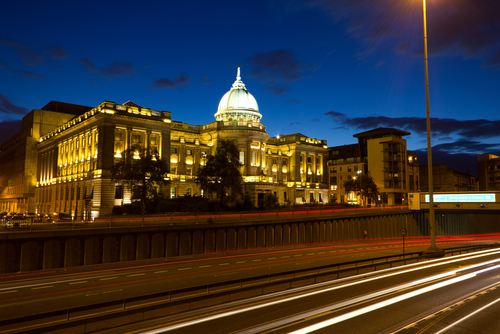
30;69;329;218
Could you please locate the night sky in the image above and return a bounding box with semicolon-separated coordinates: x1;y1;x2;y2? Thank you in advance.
1;0;499;177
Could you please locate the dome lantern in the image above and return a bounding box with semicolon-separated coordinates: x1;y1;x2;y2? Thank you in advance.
214;67;262;123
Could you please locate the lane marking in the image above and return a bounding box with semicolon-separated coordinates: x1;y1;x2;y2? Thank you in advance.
253;259;262;262
154;270;168;274
100;277;118;281
281;256;290;258
199;265;211;268
178;267;192;271
236;261;245;264
219;263;229;266
69;281;87;285
127;273;146;277
0;290;17;294
268;257;276;260
32;285;54;290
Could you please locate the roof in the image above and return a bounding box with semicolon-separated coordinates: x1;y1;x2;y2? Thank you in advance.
41;101;93;116
122;100;144;108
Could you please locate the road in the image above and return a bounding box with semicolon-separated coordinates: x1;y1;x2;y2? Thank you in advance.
1;234;499;327
98;247;500;334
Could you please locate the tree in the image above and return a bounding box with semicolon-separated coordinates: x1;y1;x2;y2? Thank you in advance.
343;173;379;207
195;139;243;204
111;145;169;214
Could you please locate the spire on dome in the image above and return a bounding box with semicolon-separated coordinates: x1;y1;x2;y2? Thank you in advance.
231;67;246;90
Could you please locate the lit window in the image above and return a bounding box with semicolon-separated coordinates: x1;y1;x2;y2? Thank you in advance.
170;187;176;199
186;149;192;155
239;151;245;165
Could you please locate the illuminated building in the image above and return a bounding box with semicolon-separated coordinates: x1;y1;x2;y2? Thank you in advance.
328;128;420;206
28;68;329;218
0;101;92;214
478;154;500;191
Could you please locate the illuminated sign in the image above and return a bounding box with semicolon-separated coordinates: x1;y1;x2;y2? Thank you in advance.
425;193;496;203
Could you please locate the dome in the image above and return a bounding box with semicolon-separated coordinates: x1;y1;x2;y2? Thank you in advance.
214;68;262;123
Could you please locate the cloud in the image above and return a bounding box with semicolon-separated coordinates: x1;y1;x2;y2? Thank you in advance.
0;36;44;66
310;0;500;68
80;59;137;80
202;75;212;85
247;50;314;95
324;112;500;140
0;94;29;117
151;75;191;89
415;140;500;176
289;122;303;126
0;119;22;146
45;46;69;60
311;118;320;122
287;100;299;105
0;60;45;79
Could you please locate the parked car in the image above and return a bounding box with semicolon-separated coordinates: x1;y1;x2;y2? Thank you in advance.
51;212;72;222
6;216;29;228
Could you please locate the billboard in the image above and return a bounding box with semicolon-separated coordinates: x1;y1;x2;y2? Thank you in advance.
424;193;496;203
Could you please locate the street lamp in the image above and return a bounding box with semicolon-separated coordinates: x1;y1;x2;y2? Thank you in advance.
422;0;440;253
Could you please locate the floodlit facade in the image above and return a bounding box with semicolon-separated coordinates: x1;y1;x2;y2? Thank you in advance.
0;102;92;214
478;154;500;191
328;128;420;206
26;68;329;218
420;164;477;192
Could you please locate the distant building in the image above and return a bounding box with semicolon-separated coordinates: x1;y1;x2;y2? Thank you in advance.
328;128;419;206
420;164;477;192
0;101;91;213
478;154;500;191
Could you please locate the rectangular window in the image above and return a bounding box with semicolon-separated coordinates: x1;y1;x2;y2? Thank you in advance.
187;168;192;176
132;135;141;144
115;185;123;199
239;151;245;165
186;188;192;196
171;147;177;154
115;132;122;141
319;193;322;203
171;167;177;174
252;152;256;166
354;165;358;172
348;166;352;172
151;136;157;145
272;159;276;165
186;149;192;155
307;157;312;163
284;192;287;201
170;187;176;199
283;174;287;182
282;160;287;166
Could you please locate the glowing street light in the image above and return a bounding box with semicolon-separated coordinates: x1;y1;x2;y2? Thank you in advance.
422;0;439;253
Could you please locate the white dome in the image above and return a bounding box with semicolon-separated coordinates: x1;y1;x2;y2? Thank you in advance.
214;68;262;123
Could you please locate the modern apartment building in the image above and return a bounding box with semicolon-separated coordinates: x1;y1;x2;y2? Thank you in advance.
328;128;419;206
478;154;500;191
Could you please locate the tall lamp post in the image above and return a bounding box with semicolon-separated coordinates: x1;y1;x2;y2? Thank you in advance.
422;0;439;253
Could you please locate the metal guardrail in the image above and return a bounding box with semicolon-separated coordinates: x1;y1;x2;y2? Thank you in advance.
0;206;409;231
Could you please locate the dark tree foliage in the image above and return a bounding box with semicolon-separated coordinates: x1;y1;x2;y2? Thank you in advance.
196;139;243;204
111;145;169;213
343;173;379;207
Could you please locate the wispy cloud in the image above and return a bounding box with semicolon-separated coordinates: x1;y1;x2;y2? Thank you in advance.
0;60;45;79
0;119;22;146
247;50;314;95
80;59;137;80
45;46;69;60
324;111;500;140
0;36;44;66
0;94;29;118
151;75;191;89
310;0;500;68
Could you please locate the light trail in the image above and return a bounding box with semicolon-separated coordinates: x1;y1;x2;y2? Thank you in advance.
138;249;500;333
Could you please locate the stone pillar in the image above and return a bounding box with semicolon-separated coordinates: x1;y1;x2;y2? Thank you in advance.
204;230;215;253
43;239;62;269
265;225;274;247
166;232;179;257
136;234;151;260
84;236;101;265
215;229;226;252
192;230;204;254
247;227;256;248
227;228;237;251
151;233;165;258
103;235;119;263
64;238;82;267
179;231;192;256
274;224;283;246
257;226;266;247
237;227;247;249
120;234;135;261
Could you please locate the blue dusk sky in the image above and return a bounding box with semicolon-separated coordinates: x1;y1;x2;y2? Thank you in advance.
1;0;499;176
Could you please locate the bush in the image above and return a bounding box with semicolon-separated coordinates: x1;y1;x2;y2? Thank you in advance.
121;204;132;215
111;206;122;215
